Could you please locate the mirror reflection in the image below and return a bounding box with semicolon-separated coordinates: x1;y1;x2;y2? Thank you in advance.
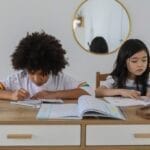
73;0;131;54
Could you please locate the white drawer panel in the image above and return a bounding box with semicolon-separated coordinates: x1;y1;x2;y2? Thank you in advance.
0;125;80;146
86;125;150;145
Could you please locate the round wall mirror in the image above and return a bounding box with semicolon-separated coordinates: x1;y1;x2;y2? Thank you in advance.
72;0;131;54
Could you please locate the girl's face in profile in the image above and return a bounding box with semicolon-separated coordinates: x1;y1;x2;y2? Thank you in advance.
28;70;49;86
126;50;148;79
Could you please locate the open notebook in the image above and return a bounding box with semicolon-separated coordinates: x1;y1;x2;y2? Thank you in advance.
104;97;150;107
10;99;64;108
36;95;125;120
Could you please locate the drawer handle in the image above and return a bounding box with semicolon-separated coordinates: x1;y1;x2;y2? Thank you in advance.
134;133;150;138
7;134;32;139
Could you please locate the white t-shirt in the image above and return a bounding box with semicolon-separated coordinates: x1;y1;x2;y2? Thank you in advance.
1;71;93;97
101;75;150;92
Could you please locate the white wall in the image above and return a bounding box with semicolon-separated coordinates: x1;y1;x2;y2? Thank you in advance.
0;0;150;88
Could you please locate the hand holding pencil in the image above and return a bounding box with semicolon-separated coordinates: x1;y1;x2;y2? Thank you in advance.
11;88;30;101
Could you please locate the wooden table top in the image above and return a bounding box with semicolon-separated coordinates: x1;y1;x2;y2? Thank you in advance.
0;100;149;125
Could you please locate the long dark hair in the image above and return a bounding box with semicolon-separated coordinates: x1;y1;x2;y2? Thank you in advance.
111;39;149;95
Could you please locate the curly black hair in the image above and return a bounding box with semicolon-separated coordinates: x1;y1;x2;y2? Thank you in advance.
11;32;68;75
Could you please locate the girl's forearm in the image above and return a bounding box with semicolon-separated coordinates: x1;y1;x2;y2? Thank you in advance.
0;91;13;100
95;88;122;97
46;88;89;100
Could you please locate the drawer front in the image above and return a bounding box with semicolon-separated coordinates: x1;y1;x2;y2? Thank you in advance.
86;125;150;145
0;125;80;146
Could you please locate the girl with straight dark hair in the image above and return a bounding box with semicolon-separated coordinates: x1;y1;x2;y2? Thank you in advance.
96;39;150;99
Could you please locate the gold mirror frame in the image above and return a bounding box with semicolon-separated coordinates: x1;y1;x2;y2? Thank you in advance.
72;0;131;55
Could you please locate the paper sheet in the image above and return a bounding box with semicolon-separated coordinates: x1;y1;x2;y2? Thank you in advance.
104;97;150;107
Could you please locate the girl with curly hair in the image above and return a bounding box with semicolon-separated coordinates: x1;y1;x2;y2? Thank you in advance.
0;32;92;101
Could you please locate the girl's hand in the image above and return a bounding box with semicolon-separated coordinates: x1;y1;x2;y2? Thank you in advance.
11;88;30;101
120;89;141;99
31;91;50;99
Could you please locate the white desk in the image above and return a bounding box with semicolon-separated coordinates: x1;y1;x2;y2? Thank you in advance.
0;100;150;150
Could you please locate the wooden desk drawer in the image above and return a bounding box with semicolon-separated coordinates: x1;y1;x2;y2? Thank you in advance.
0;125;80;146
86;125;150;145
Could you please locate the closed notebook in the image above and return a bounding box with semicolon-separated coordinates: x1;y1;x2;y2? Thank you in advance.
36;95;125;120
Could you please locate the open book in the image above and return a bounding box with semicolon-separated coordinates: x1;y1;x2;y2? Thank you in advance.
36;95;125;120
